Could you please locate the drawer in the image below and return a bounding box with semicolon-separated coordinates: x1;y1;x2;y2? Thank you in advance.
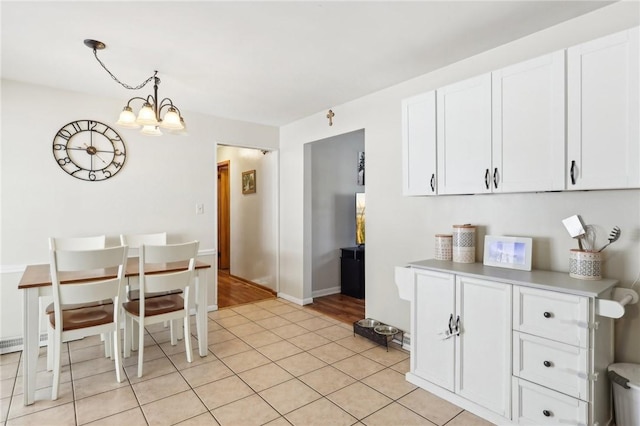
513;332;590;400
513;286;589;348
512;377;588;425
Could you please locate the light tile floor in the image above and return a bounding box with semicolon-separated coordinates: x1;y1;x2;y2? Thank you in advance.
0;298;495;425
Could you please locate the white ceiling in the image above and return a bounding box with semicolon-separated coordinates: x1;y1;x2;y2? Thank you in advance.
1;1;617;127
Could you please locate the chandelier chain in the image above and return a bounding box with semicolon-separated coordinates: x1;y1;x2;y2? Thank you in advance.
92;48;155;91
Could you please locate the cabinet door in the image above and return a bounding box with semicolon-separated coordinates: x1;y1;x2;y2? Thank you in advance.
567;26;640;190
413;269;455;391
455;276;512;417
437;74;492;194
402;92;437;195
492;51;565;193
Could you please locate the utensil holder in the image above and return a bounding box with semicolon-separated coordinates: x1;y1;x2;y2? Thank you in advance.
452;225;475;263
435;234;453;261
569;249;602;280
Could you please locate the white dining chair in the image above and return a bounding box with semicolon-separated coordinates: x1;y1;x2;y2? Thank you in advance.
48;244;128;399
46;235;111;370
123;241;199;378
119;232;180;348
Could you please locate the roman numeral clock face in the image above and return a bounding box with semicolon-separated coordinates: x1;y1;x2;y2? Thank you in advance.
52;120;126;181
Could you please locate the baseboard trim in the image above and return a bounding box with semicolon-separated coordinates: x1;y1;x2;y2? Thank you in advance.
229;274;277;296
277;292;313;306
0;333;48;355
312;286;341;298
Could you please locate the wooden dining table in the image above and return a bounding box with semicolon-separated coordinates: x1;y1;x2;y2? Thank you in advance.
18;257;211;405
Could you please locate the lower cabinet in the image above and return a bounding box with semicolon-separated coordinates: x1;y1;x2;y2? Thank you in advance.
411;269;512;418
397;262;617;425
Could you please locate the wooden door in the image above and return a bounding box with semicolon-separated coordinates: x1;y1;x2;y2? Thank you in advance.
217;161;230;269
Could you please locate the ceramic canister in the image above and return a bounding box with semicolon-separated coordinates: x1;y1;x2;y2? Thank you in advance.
435;234;453;261
452;224;476;263
569;249;602;280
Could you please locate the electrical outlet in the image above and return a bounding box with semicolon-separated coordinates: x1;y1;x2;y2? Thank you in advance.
196;204;204;215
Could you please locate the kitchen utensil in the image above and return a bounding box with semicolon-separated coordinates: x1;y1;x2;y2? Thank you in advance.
562;215;587;250
583;225;597;252
598;226;621;252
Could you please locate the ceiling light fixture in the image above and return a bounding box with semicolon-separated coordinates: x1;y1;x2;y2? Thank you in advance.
84;39;186;136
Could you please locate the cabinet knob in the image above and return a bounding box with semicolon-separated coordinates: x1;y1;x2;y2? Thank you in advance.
543;410;552;417
543;311;552;318
543;360;552;367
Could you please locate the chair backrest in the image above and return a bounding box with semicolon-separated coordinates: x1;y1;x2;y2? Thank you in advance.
120;233;167;257
139;241;199;308
49;235;106;251
49;245;128;310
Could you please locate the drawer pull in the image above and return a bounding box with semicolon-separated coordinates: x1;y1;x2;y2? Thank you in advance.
543;410;552;417
543;311;552;318
543;360;552;367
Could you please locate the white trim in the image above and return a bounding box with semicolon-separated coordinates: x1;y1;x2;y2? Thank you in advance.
0;265;27;274
277;292;313;306
312;286;341;298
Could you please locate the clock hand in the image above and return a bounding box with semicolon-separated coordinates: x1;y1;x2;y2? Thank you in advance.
83;143;107;164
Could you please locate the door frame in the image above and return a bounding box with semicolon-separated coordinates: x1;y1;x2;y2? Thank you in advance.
217;160;230;269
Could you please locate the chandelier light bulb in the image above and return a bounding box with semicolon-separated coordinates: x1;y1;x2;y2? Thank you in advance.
136;103;159;126
140;125;163;136
160;107;184;130
116;106;140;128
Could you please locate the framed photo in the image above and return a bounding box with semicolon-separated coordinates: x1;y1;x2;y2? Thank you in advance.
483;235;532;271
357;151;365;186
242;170;256;194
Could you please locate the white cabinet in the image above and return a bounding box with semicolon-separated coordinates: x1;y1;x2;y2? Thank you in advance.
410;269;512;417
512;286;612;425
402;91;437;195
396;260;624;425
436;74;492;194
492;51;565;193
435;50;565;195
567;27;640;190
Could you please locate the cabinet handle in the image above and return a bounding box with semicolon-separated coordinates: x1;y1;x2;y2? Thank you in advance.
455;315;460;333
493;168;498;189
430;174;435;192
543;311;552;318
484;169;490;190
570;160;577;185
543;360;552;367
542;410;552;417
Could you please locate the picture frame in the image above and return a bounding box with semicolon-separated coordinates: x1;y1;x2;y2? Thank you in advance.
483;235;532;271
242;170;256;194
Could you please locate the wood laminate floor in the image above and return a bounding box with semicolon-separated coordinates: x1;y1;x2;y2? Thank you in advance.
218;270;365;325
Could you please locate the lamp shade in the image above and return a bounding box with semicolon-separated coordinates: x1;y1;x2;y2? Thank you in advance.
116;106;140;128
136;103;159;126
160;107;184;130
140;125;162;136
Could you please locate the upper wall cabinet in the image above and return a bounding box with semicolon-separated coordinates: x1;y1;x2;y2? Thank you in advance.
567;27;639;190
402;91;437;195
437;74;493;195
492;50;565;193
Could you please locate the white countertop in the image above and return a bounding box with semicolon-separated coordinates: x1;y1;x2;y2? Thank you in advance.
406;259;618;298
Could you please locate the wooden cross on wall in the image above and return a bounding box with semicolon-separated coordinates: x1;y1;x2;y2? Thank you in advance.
326;109;335;126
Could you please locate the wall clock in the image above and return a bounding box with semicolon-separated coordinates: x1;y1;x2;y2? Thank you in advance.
52;120;126;181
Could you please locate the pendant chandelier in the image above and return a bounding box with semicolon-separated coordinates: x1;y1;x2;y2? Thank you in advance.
84;39;186;136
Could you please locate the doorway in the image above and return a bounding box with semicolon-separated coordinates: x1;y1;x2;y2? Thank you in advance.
216;146;279;308
217;161;230;270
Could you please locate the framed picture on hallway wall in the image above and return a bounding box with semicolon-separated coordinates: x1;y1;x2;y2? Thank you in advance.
242;169;256;194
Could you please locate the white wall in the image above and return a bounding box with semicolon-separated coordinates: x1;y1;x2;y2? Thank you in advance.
0;80;279;341
279;3;640;363
217;146;278;291
309;129;365;295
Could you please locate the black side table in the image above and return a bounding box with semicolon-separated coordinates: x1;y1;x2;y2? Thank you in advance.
340;246;365;299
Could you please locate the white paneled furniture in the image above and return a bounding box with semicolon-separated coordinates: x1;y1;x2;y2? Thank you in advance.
402;91;437;195
567;27;640;190
395;260;637;425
